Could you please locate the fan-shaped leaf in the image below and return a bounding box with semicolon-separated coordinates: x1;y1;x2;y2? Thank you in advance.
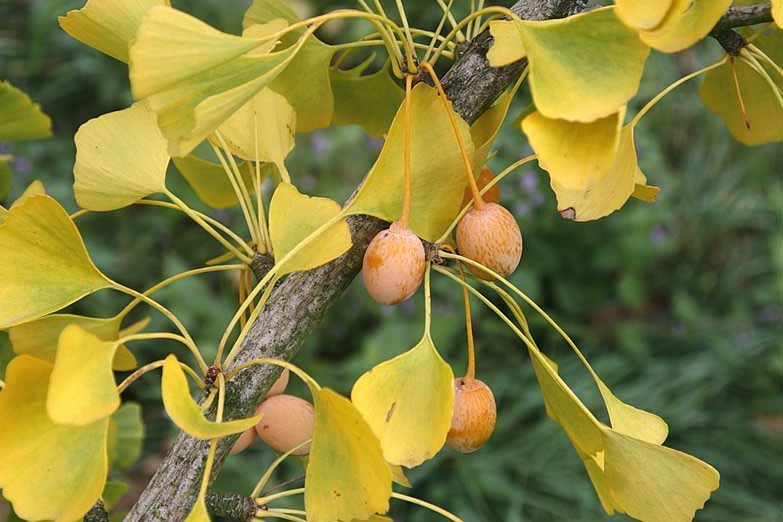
614;0;673;31
638;0;732;53
0;81;52;141
173;155;266;209
487;20;526;67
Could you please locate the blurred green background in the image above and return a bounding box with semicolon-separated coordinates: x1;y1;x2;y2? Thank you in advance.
1;0;782;521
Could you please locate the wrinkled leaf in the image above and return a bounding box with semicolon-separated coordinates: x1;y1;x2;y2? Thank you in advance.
0;356;109;522
162;354;260;439
0;195;111;328
107;402;145;470
59;0;169;62
306;388;392;522
352;335;454;468
268;182;352;275
639;0;733;53
0;81;52;141
74;103;169;210
173;155;264;209
346;83;473;241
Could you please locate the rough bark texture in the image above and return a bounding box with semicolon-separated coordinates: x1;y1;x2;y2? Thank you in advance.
713;4;773;32
124;2;773;521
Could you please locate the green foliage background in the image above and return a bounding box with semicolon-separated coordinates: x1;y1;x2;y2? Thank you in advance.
1;1;781;521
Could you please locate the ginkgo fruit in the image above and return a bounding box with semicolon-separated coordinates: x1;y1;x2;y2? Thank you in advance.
446;377;497;453
266;369;290;397
456;202;522;278
362;221;426;305
255;394;315;455
230;427;257;455
462;166;500;207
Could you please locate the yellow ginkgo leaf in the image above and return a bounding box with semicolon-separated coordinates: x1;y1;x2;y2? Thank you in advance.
59;0;169;62
471;86;519;171
516;7;649;122
306;388;392;522
48;325;121;426
389;464;412;487
130;6;309;156
351;335;454;468
522;108;625;191
216;88;295;175
243;0;298;27
0;356;109;522
346;83;473;242
185;496;211;521
0;179;47;225
74;103;169;211
0;80;52;141
639;0;732;53
593;376;668;445
173;155;264;209
268;182;352;275
614;0;674;31
774;0;783;28
700;56;783;146
0;195;112;329
487;20;526;67
550;125;644;221
161;354;260;439
113;317;150;371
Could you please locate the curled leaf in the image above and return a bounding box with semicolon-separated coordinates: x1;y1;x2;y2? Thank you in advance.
638;0;732;53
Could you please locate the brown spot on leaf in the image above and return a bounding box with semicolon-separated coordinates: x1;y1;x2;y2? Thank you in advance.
559;207;576;220
386;402;397;423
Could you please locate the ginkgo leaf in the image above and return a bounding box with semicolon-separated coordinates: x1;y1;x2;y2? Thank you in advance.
472;86;518;171
614;0;674;31
48;324;121;425
774;0;783;28
243;0;298;27
161;354;261;439
0;355;109;522
700;56;783;145
330;60;404;138
306;388;392;522
346;83;473;242
550;125;644;221
487;20;526;67
0;158;10;202
522;108;625;191
268;182;352;275
113;317;150;371
0;178;45;225
59;0;169;62
351;335;454;468
185;496;211;522
74;103;169;211
389;464;412;487
0;195;112;328
130;6;310;156
0;81;52;141
173;155;265;209
216;88;295;175
107;402;145;470
638;0;732;53
514;7;649;122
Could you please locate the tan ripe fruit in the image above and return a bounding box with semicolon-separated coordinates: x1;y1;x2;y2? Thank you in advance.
266;369;290;397
229;427;256;455
462;166;500;207
446;378;497;453
456;202;522;278
362;221;425;305
255;394;315;455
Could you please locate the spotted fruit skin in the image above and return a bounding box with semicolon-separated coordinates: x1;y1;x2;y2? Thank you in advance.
266;369;290;397
456;203;522;278
255;394;314;455
362;221;425;305
229;427;256;455
462;166;500;207
446;378;497;453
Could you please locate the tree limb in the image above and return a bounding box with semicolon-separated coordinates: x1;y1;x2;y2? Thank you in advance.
124;2;774;520
713;4;773;32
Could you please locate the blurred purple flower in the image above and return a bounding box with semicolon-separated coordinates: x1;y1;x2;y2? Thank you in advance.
311;132;330;156
520;170;539;193
12;156;32;174
365;135;384;152
649;225;669;246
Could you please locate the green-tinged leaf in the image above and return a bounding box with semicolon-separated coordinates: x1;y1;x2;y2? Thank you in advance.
161;354;260;438
48;324;121;425
0;155;11;201
472;87;518;170
487;20;526;67
700;56;783;146
639;0;733;53
352;335;454;468
173;155;265;209
346;83;473;241
517;7;649;121
107;402;145;470
0;195;112;328
243;0;299;26
268;182;352;275
102;480;130;511
614;0;673;31
522;108;625;190
0;356;109;522
130;6;310;156
74;103;169;210
550;125;643;221
59;0;169;62
216;88;295;174
330;61;404;138
306;388;392;522
0;81;52;141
